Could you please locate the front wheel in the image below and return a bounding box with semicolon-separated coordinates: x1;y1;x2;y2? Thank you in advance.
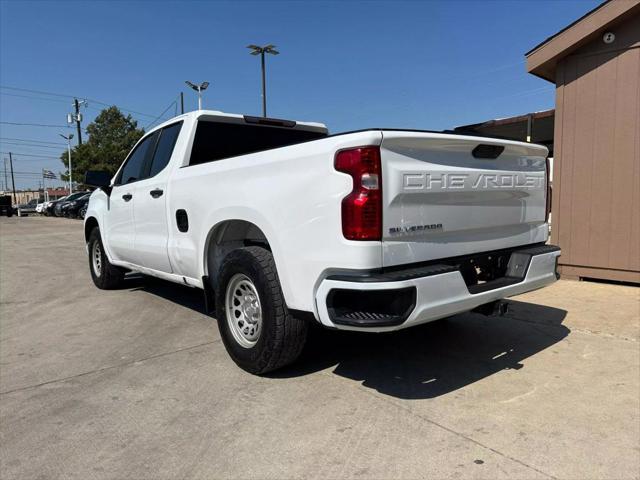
215;247;308;374
88;227;125;289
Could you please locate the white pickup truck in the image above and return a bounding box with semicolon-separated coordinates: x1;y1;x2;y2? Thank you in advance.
84;110;560;374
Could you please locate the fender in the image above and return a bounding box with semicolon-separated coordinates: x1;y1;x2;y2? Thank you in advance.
197;207;294;305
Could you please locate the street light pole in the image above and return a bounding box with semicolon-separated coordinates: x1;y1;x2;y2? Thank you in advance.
185;81;210;111
8;152;16;205
261;51;267;117
247;44;279;117
60;133;74;194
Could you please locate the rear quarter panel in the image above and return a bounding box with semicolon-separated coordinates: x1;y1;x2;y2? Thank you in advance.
167;128;385;311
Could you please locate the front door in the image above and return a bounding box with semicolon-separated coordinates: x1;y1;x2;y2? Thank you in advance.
104;132;158;263
105;184;136;262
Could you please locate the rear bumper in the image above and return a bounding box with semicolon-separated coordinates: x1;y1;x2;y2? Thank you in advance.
315;244;560;332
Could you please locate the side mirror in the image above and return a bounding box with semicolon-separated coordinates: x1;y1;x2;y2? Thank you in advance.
85;170;111;187
85;170;112;195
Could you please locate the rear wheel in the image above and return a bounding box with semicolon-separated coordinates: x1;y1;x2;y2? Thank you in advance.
88;227;125;289
215;247;308;374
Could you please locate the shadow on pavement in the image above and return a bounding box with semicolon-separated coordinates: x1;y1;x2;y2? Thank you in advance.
122;274;208;315
121;275;569;400
274;300;569;400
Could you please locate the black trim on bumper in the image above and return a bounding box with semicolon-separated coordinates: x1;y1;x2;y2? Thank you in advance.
327;287;416;327
326;243;559;287
327;263;456;283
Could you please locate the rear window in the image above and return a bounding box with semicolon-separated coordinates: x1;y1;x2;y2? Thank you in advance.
189;121;327;166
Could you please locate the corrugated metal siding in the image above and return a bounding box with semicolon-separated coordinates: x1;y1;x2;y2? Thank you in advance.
552;17;639;281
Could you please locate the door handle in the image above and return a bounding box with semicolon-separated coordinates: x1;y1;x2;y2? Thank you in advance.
122;193;132;202
150;189;164;198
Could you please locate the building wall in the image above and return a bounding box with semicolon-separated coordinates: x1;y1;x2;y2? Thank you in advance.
0;190;42;205
0;189;69;204
552;15;640;283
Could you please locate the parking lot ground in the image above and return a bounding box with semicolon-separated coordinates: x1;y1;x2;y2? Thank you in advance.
1;216;639;480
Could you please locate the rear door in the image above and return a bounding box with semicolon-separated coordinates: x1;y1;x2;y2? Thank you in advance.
131;122;183;273
380;131;549;267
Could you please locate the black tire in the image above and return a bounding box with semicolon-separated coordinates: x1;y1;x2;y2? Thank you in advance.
215;246;308;374
88;227;125;289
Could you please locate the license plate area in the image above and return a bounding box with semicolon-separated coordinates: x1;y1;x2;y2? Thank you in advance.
443;250;532;294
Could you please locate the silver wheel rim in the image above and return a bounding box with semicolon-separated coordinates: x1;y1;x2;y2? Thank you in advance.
92;241;102;278
225;274;262;348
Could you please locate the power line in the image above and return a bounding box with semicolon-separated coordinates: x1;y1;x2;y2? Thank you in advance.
0;137;67;146
492;86;554;101
0;141;66;150
1;151;60;159
0;92;71;104
1;85;161;119
0;121;70;128
145;98;178;129
1;86;177;132
0;85;74;99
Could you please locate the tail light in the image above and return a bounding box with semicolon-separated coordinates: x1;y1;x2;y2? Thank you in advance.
545;158;552;223
334;146;382;240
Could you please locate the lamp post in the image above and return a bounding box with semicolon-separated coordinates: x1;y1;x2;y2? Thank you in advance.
185;81;210;110
59;133;74;194
247;44;279;117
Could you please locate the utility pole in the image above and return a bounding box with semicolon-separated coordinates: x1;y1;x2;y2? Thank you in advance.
3;157;7;193
180;92;184;114
74;99;83;145
9;152;16;205
247;44;279;117
67;99;86;146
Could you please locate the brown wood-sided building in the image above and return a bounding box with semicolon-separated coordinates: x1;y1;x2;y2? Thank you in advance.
526;0;640;283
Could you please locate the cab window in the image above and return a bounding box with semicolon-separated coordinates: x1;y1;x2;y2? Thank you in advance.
146;122;183;178
115;132;158;185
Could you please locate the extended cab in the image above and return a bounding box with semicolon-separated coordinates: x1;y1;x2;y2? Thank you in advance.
84;110;560;374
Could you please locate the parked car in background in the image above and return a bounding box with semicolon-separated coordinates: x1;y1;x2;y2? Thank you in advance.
78;202;88;220
0;195;13;217
54;192;87;216
43;197;64;216
17;198;39;215
35;200;48;214
62;193;91;218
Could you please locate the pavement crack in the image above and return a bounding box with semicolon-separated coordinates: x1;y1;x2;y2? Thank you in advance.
322;370;559;480
0;340;218;396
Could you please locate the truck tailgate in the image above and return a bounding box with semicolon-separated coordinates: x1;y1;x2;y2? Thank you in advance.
380;131;549;267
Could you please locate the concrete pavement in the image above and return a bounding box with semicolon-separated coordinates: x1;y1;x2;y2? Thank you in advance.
1;216;638;479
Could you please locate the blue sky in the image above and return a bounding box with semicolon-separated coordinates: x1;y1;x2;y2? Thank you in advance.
0;0;600;189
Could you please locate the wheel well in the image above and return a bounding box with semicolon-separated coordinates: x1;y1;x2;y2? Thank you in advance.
84;216;99;243
205;220;271;292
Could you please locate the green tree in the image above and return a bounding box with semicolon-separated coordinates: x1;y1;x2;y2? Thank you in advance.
59;106;144;184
